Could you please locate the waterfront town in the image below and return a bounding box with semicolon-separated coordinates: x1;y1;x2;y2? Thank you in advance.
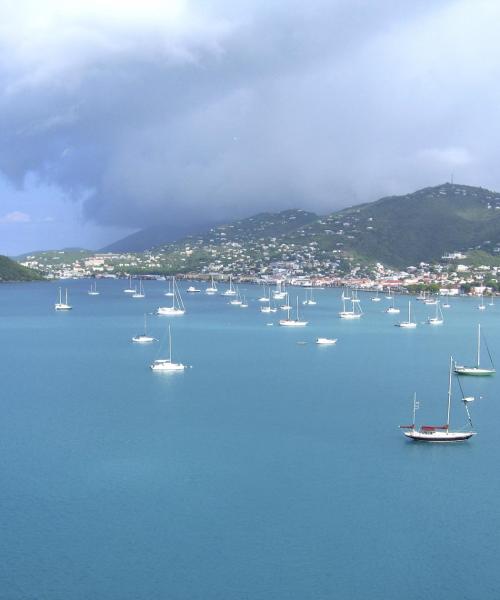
18;246;499;297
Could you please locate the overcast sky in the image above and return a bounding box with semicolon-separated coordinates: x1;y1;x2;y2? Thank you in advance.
1;0;500;254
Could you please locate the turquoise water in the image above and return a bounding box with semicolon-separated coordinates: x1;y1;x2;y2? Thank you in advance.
1;280;499;599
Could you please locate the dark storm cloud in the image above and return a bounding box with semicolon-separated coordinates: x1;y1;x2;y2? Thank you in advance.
1;0;499;230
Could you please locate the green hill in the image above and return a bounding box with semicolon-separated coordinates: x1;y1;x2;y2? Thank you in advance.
153;184;500;269
322;183;500;267
0;256;44;281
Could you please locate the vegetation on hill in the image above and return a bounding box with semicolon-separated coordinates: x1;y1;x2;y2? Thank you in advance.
0;255;44;281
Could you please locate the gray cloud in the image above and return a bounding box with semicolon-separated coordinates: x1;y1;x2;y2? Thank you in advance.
1;0;499;232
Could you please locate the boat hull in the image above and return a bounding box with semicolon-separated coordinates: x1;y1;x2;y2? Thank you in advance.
404;430;476;442
279;320;308;327
454;366;495;376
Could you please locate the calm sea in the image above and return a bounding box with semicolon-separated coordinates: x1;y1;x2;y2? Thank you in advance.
1;280;499;599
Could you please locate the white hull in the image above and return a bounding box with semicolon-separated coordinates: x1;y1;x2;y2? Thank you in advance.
396;322;417;328
123;289;135;294
55;304;72;310
404;430;475;442
88;291;100;296
150;359;185;371
279;319;308;327
371;297;381;302
385;308;400;314
427;318;443;325
132;294;145;299
132;335;155;343
205;287;218;294
454;365;495;376
164;292;174;297
339;312;361;319
187;287;201;293
316;337;337;345
303;300;317;305
157;307;185;316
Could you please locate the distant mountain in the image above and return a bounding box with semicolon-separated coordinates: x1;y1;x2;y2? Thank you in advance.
0;255;43;281
100;220;219;253
317;183;500;267
151;184;500;269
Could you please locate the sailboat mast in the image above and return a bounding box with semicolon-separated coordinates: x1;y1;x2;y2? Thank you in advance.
296;296;299;320
412;392;417;428
408;301;411;323
65;289;68;304
446;356;453;427
477;324;481;367
169;325;172;362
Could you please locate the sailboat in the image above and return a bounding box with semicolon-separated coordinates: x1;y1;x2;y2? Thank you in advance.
489;294;495;307
150;325;186;371
371;290;381;302
221;275;237;296
258;285;270;302
385;295;400;314
205;276;218;295
316;336;337;345
240;296;249;308
157;277;186;315
186;284;201;293
302;288;317;305
400;357;476;442
416;290;427;302
88;281;99;296
123;275;135;294
279;297;308;327
280;292;292;311
165;277;174;297
339;294;362;319
132;279;145;298
442;298;451;308
385;287;393;300
427;300;444;325
230;287;243;305
132;314;156;343
54;287;72;310
424;295;437;305
395;301;417;328
454;324;495;376
478;293;486;311
272;281;287;300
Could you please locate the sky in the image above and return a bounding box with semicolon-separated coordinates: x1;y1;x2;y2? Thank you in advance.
1;0;500;255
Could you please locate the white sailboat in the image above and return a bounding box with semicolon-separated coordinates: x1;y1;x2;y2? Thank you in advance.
186;285;201;293
205;276;218;295
395;301;417;328
55;287;72;310
157;277;186;315
279;297;308;327
478;293;486;310
164;277;174;297
427;301;444;325
400;357;476;442
316;337;337;345
339;294;362;319
123;275;135;294
150;325;186;371
385;295;400;314
489;295;495;307
302;288;317;305
424;295;437;305
454;324;495;376
272;280;287;300
371;290;381;302
88;281;99;296
230;287;243;305
221;275;237;296
385;287;393;300
240;296;249;308
280;292;292;311
132;314;156;343
132;279;145;298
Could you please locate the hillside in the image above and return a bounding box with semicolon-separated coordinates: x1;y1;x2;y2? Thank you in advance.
151;184;500;270
324;183;500;267
0;255;43;281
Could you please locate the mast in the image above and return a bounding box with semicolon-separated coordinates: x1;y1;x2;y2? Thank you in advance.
408;301;411;323
169;325;172;362
446;355;453;428
477;324;481;367
412;392;418;429
65;289;68;304
296;296;299;321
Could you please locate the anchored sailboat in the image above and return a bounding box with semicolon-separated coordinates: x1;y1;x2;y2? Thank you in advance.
385;295;400;314
55;287;72;311
165;277;174;297
339;293;362;319
132;314;156;343
427;300;444;325
303;288;317;305
454;324;495;376
395;301;416;328
150;325;186;371
279;297;308;327
123;275;135;294
205;276;218;295
221;275;237;296
88;281;99;296
132;279;145;298
400;357;476;442
157;277;186;315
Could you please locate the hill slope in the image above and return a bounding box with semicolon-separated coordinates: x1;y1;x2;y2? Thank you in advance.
0;256;43;281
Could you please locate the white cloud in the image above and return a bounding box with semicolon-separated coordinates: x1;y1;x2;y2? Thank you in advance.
0;210;31;223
